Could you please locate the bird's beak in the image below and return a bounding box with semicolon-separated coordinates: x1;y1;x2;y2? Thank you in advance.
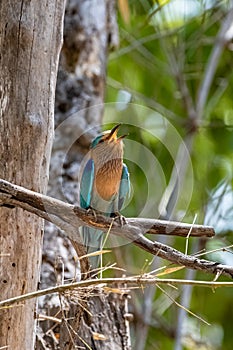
117;134;128;141
108;123;121;141
108;123;128;142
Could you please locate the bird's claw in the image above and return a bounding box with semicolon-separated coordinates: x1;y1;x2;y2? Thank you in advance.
86;207;98;221
111;212;127;226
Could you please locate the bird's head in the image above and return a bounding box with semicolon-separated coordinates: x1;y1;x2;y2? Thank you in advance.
90;124;127;163
90;124;127;149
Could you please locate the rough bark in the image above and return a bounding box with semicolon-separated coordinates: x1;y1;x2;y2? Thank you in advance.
60;291;131;350
0;1;65;349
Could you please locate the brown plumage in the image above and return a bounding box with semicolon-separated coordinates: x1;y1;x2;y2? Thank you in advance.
95;158;123;200
79;124;130;267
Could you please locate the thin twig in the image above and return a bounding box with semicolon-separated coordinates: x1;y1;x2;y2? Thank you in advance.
185;214;197;255
1;277;233;308
156;284;210;326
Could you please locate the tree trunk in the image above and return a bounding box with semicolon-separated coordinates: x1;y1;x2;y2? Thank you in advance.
36;0;131;349
0;1;65;349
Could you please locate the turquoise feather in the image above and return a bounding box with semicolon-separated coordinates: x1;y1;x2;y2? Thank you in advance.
79;125;130;269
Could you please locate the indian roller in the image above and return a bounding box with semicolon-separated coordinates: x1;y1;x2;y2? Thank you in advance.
80;124;130;268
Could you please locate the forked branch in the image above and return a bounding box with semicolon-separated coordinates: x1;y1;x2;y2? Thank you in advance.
1;178;233;278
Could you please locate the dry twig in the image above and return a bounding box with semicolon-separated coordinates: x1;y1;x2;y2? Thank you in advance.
0;277;233;309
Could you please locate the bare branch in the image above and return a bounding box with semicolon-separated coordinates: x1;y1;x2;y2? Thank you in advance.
2;179;233;279
0;179;214;238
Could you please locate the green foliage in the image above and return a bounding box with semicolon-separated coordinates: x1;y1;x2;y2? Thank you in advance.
105;0;233;349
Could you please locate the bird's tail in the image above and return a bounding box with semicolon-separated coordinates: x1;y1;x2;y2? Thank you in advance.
80;226;103;269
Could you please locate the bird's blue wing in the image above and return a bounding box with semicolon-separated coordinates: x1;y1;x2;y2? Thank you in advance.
118;163;130;211
80;158;94;209
80;158;102;268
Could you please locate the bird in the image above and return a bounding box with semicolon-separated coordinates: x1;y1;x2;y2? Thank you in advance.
79;124;130;269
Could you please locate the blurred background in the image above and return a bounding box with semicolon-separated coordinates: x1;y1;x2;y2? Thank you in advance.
103;0;233;349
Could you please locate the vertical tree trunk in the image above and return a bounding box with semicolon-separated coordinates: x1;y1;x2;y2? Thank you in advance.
0;1;65;349
37;1;131;349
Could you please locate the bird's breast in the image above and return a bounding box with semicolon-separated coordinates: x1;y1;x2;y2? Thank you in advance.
95;159;123;201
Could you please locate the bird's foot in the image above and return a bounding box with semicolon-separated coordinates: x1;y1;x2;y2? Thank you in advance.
111;211;127;226
86;206;98;221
